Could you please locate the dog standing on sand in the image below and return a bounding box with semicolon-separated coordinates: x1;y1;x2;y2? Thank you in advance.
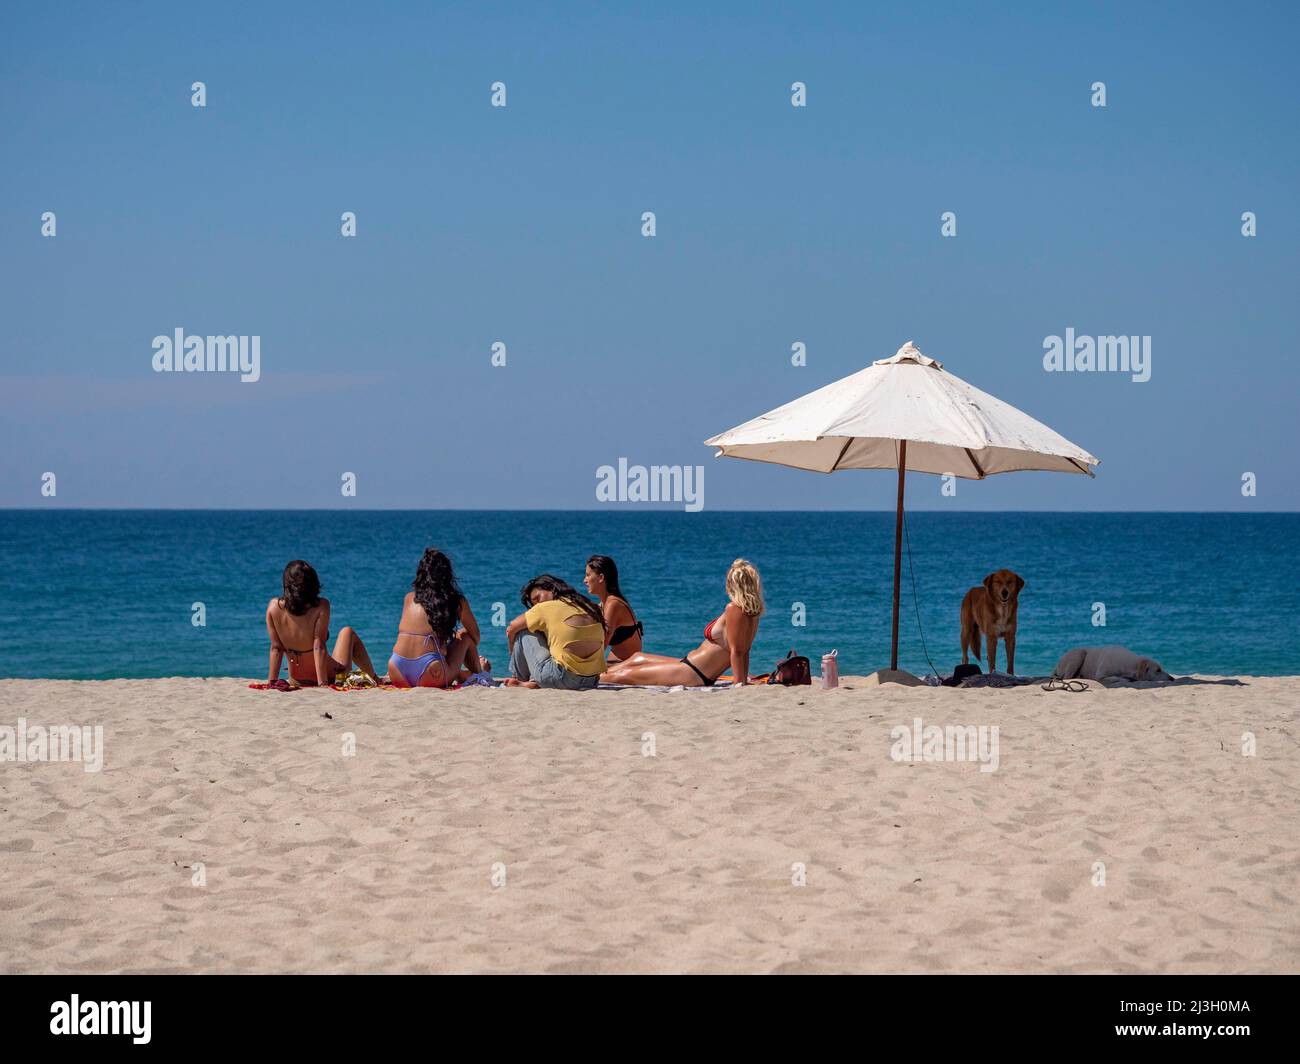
960;569;1024;674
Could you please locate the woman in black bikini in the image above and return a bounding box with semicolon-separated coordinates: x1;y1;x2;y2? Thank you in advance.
264;560;379;687
583;554;643;662
603;559;763;687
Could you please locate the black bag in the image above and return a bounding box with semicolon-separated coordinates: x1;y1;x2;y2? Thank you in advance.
767;650;812;686
941;663;983;687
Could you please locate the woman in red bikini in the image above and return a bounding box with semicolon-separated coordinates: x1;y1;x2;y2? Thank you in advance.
603;559;763;687
264;560;379;687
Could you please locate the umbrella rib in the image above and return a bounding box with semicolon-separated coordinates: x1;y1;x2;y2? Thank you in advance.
829;438;853;472
1066;456;1095;477
963;448;986;479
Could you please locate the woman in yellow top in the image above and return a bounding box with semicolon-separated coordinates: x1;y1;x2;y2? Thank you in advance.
504;574;608;689
604;559;764;687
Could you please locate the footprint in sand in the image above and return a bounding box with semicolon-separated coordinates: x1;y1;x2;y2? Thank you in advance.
1041;875;1076;903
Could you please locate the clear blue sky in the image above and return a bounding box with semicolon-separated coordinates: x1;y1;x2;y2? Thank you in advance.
2;1;1297;510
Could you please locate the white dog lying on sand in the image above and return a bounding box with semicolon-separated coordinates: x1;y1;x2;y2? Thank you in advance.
1053;645;1174;682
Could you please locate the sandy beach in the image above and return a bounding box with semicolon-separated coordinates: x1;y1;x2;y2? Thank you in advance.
1;676;1296;974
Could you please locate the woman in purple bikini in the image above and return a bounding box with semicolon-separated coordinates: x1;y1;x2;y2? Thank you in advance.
387;548;492;688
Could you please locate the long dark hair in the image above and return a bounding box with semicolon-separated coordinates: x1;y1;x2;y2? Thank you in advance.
520;573;606;632
412;548;464;642
279;560;321;616
586;554;631;608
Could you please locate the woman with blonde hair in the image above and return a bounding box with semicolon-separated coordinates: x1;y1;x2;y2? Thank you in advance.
603;559;764;688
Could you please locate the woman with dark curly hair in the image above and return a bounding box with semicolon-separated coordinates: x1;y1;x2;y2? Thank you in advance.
504;574;607;689
265;560;378;687
388;548;492;688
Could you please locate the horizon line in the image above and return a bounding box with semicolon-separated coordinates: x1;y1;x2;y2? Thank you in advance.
2;507;1295;515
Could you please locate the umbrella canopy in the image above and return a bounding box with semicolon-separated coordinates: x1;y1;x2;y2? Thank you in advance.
705;341;1099;480
704;341;1100;675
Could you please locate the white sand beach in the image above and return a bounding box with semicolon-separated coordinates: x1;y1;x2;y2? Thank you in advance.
0;676;1296;974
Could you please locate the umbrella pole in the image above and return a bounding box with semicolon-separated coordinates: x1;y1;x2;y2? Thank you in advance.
890;440;907;671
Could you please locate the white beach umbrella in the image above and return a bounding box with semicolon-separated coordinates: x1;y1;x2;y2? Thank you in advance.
704;341;1100;674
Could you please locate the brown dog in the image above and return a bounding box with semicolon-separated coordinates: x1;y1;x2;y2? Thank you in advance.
960;569;1025;674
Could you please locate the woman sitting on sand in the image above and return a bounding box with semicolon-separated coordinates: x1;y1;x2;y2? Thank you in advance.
583;554;643;661
265;560;379;687
504;574;607;689
604;558;764;688
388;548;492;688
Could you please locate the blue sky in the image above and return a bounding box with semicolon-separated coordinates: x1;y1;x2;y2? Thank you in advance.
2;1;1297;510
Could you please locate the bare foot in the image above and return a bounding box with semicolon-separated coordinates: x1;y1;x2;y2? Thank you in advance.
503;677;540;688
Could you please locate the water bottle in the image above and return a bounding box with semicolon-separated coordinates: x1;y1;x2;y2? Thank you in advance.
821;649;839;689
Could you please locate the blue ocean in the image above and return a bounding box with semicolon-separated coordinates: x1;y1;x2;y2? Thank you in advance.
0;510;1296;680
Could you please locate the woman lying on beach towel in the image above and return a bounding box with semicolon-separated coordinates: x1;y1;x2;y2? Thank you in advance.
603;559;764;687
265;560;379;687
388;548;492;688
505;574;608;689
584;554;643;661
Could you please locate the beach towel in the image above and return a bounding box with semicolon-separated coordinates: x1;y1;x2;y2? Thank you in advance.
959;673;1047;688
597;681;734;692
247;679;300;692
